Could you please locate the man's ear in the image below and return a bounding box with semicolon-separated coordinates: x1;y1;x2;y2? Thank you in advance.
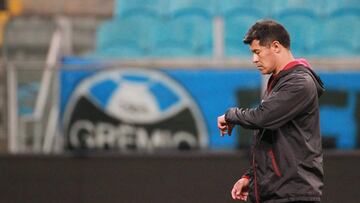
271;41;281;53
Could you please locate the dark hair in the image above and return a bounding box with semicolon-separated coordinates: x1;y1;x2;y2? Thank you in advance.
243;19;291;49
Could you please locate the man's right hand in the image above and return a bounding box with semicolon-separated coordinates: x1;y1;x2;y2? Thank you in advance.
231;178;250;201
217;114;234;136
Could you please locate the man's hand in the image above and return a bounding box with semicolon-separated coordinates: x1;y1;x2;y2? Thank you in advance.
217;115;233;136
231;178;250;201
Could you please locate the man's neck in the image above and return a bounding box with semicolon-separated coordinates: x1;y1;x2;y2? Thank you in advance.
273;51;295;75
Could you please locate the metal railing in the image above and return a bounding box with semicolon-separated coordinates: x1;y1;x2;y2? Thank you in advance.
7;16;71;153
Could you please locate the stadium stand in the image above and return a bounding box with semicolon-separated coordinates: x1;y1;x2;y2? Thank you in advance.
323;0;360;16
312;10;360;56
218;0;270;17
271;0;323;17
71;17;104;55
114;0;168;19
168;0;217;17
224;11;261;57
21;0;113;16
274;10;318;57
4;16;55;60
96;13;159;58
3;0;360;60
93;0;360;58
153;13;212;57
96;4;213;58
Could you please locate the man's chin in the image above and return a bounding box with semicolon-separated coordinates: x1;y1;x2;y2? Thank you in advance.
260;70;269;75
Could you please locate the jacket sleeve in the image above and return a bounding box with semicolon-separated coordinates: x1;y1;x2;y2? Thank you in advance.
225;74;316;130
242;168;253;180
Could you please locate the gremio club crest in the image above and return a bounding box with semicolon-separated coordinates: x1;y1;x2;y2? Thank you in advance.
62;68;208;151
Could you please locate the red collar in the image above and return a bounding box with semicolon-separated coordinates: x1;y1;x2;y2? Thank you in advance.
266;58;311;93
283;58;311;71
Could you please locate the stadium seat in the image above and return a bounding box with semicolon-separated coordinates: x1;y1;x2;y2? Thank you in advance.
93;47;145;58
274;11;318;57
95;20;143;57
323;0;360;16
224;11;263;57
168;0;217;17
114;0;168;18
271;0;323;17
153;14;212;57
95;15;159;58
311;10;360;56
218;0;270;17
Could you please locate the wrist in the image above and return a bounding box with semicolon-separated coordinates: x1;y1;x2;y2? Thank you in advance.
224;108;233;123
241;175;250;180
240;176;250;185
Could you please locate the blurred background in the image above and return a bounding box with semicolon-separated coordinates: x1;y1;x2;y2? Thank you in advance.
0;0;360;202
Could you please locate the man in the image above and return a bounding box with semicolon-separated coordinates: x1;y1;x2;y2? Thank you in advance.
217;20;324;203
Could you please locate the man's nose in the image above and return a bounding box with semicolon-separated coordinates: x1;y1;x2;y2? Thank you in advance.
252;54;259;64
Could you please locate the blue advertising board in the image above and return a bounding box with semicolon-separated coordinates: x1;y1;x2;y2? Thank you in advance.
318;71;360;149
59;62;360;150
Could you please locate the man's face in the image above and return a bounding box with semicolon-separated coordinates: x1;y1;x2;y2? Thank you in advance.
249;40;277;75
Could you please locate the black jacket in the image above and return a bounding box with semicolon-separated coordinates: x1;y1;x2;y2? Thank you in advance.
225;63;325;203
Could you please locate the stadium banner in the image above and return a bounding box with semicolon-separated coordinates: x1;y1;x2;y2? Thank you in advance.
60;60;360;150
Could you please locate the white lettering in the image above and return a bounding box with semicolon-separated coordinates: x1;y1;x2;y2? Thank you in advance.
69;120;95;148
68;120;198;150
95;122;116;148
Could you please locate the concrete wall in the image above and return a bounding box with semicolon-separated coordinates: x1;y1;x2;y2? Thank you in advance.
22;0;114;17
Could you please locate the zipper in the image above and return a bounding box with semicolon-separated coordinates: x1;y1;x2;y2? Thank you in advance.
252;152;260;203
268;149;282;177
252;130;265;203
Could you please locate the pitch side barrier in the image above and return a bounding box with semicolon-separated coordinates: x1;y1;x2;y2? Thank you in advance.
0;151;359;203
